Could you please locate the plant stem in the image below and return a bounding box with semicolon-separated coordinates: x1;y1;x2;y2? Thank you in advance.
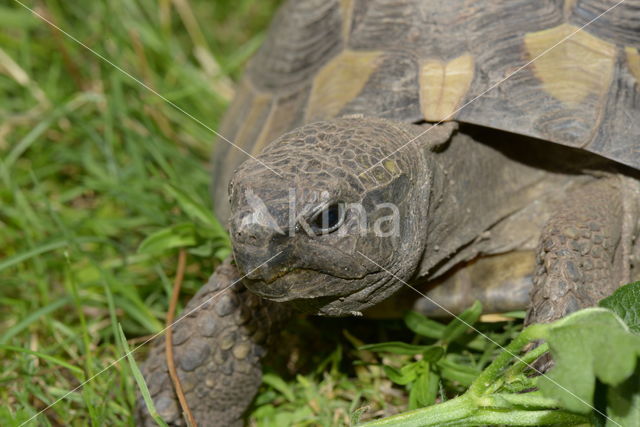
469;324;548;396
359;395;586;427
484;392;559;409
506;341;549;378
360;323;562;427
360;395;475;426
446;408;589;426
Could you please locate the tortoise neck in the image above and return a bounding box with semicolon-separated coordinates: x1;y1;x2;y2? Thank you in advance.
416;127;553;280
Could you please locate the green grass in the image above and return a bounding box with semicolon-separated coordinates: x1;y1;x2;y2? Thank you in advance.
0;0;280;424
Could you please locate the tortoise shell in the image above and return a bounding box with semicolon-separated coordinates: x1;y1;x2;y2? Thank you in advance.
213;0;640;221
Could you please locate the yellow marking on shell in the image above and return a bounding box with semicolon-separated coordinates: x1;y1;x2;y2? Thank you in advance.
306;50;383;121
524;24;616;104
419;54;474;122
383;160;399;174
339;0;354;41
626;47;640;84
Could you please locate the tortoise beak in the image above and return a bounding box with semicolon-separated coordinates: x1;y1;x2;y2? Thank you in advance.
291;239;369;279
231;235;369;282
230;222;372;304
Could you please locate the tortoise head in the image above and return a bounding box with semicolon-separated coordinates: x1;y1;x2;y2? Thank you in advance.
228;118;432;316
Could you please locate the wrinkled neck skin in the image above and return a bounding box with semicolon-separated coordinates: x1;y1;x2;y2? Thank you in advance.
413;124;570;282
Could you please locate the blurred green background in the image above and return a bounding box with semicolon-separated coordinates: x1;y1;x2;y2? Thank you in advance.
0;0;282;424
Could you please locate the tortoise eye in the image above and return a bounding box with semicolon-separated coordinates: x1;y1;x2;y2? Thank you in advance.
310;202;345;235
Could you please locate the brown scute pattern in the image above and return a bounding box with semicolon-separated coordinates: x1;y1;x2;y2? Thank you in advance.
469;2;563;74
451;0;640;167
339;52;423;122
137;260;289;427
349;0;562;60
569;0;640;46
349;0;420;52
247;0;343;92
451;2;565;130
527;178;624;325
231;0;640;175
534;103;601;146
233;118;421;194
588;57;640;166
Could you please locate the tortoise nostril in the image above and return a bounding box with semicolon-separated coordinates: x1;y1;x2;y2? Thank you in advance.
232;222;277;246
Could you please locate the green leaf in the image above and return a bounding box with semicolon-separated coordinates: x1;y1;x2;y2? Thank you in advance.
436;359;480;387
137;222;197;254
0;238;70;272
164;184;214;224
413;370;439;408
383;365;417;386
117;324;168;427
441;301;482;344
408;380;420;410
501;310;527;319
537;308;640;414
422;346;445;362
404;311;445;339
214;246;232;260
262;373;295;403
164;184;226;237
188;241;214;257
360;341;434;355
600;281;640;333
606;365;640;427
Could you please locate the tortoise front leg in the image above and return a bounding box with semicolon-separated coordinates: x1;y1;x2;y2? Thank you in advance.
137;259;289;426
526;177;635;325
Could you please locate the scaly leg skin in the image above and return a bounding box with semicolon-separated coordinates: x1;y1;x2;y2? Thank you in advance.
136;259;289;426
525;177;637;368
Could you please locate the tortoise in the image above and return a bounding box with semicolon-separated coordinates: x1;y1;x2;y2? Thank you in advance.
138;0;640;425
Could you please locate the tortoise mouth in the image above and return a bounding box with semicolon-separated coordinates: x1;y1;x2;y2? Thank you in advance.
242;267;377;302
243;268;337;300
243;266;400;316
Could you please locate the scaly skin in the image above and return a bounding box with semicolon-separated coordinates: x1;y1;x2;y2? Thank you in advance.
137;259;289;426
525;177;637;370
526;177;631;325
